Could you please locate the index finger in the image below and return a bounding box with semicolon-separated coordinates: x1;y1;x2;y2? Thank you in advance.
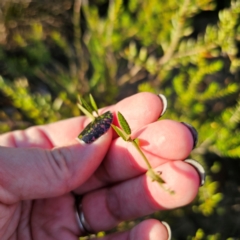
0;92;166;148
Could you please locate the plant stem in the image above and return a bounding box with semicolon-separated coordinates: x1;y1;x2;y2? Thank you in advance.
73;0;89;91
132;139;167;186
132;139;152;170
158;0;190;65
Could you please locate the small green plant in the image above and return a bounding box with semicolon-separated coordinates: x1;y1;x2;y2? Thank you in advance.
77;94;174;194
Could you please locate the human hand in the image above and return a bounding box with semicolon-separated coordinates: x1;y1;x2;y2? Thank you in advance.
0;92;204;240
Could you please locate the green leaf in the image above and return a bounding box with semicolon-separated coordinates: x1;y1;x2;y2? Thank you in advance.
111;124;131;141
117;112;131;135
77;103;95;121
77;95;82;105
79;96;94;114
89;94;99;113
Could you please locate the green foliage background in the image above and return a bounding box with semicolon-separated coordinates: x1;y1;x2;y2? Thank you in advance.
1;0;240;239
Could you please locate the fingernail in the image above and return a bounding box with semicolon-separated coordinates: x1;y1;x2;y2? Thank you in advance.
181;122;198;149
184;159;206;186
161;221;171;240
78;111;113;144
158;94;167;116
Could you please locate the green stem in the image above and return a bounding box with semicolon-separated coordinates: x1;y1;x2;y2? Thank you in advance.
132;138;168;188
73;0;89;91
132;139;152;170
158;0;190;65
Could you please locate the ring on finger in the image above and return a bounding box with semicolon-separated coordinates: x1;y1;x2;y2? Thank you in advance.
75;195;94;236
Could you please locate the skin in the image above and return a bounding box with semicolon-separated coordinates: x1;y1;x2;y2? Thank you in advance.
0;92;200;240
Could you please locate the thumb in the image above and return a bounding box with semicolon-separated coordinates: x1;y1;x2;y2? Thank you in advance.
0;114;113;204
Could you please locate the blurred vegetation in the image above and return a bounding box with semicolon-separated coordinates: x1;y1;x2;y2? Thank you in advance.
1;0;240;239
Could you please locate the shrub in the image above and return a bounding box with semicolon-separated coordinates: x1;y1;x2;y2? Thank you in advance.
0;0;240;238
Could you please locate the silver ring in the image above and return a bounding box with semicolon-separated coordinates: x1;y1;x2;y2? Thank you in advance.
75;196;94;236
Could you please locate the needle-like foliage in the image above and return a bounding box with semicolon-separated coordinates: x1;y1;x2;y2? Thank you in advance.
1;0;240;238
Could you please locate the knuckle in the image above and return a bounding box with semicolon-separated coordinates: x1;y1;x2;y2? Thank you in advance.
106;189;122;221
47;147;73;194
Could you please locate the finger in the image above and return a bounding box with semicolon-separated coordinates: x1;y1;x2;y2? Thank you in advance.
0;128;112;204
30;194;170;240
31;194;80;240
91;219;170;240
77;160;199;232
32;196;170;240
0;92;165;148
102;92;166;138
75;119;196;194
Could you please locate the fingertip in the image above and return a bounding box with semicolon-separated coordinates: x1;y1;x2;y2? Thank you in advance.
148;160;200;209
184;159;205;186
161;221;172;240
75;124;113;147
160;120;195;159
158;94;168;117
114;92;164;128
88;219;171;240
181;122;198;149
77;111;113;144
137;120;194;161
131;219;170;240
